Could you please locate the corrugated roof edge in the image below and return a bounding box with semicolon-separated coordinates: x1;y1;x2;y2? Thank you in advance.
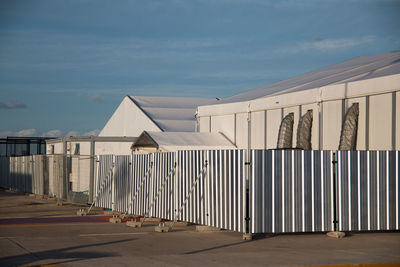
220;50;400;103
127;95;164;132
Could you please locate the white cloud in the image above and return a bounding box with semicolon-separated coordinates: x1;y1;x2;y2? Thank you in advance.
278;36;377;54
88;94;104;103
16;129;37;137
83;129;100;136
0;101;27;109
41;129;63;137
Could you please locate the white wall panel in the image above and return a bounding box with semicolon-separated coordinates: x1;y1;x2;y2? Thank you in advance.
211;114;235;143
396;92;400;150
322;100;343;150
369;93;393;150
250;111;265;149
266;109;282;149
95;142;133;155
70;141;91;155
236;113;248;149
199;117;210;132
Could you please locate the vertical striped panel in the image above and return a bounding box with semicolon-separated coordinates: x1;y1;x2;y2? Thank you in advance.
250;150;334;234
95;155;114;210
336;151;399;231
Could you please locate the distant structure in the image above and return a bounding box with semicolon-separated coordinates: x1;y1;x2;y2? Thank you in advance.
46;51;400;155
0;137;54;156
99;96;218;137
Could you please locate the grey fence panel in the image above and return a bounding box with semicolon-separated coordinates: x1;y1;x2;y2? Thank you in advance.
175;150;246;232
95;155;114;210
0;157;10;188
32;155;47;195
92;149;398;234
250;150;334;234
0;155;48;195
337;150;399;231
131;154;153;216
148;152;175;220
114;155;131;213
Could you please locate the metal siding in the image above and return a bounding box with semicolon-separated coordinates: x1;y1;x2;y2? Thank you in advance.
89;149;399;234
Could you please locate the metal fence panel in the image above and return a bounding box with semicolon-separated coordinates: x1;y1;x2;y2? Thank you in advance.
95;155;114;210
250;150;334;234
336;151;399;231
92;149;399;234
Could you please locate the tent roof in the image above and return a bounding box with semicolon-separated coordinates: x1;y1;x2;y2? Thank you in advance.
128;96;218;132
220;50;400;103
132;131;236;151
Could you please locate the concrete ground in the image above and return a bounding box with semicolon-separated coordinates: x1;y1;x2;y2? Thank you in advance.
0;189;399;267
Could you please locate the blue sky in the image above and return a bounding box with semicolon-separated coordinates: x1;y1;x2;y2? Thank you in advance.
0;0;399;137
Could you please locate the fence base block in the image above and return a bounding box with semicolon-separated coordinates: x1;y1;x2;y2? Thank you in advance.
326;231;346;239
109;216;122;224
104;210;121;216
196;225;221;232
242;233;253;241
145;217;161;223
155;226;169;233
126;220;142;228
77;209;87;216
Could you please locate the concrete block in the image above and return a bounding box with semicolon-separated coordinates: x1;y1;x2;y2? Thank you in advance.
35;194;45;199
29;194;36;197
326;231;346;239
155;226;169;232
104;210;120;216
242;233;253;241
196;225;221;232
155;223;169;232
126;220;142;228
109;216;122;224
77;209;87;216
144;217;161;223
90;207;104;212
56;200;63;206
162;221;189;227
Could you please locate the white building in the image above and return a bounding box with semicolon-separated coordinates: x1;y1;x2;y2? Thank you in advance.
197;51;400;151
99;96;218;137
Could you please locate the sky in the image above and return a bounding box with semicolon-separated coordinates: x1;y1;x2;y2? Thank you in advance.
0;0;399;138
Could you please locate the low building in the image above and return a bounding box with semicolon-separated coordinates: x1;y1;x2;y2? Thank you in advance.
196;51;400;151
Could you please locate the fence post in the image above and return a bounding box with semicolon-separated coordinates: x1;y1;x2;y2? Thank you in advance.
332;152;338;232
89;136;95;203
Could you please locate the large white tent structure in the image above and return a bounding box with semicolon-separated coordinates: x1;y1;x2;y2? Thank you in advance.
197;51;400;151
99;96;218;137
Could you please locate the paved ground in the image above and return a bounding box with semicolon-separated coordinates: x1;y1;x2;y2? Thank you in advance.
0;189;399;267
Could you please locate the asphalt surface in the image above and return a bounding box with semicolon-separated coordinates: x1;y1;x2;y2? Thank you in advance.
0;189;399;267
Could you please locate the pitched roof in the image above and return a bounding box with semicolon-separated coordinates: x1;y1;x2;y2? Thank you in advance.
128;96;218;132
220;50;400;103
132;131;236;151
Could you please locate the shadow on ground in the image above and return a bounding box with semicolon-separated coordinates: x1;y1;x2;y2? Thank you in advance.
0;238;135;266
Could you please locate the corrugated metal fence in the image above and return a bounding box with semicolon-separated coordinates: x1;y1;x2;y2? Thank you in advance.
1;154;89;201
95;150;399;234
0;155;48;195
